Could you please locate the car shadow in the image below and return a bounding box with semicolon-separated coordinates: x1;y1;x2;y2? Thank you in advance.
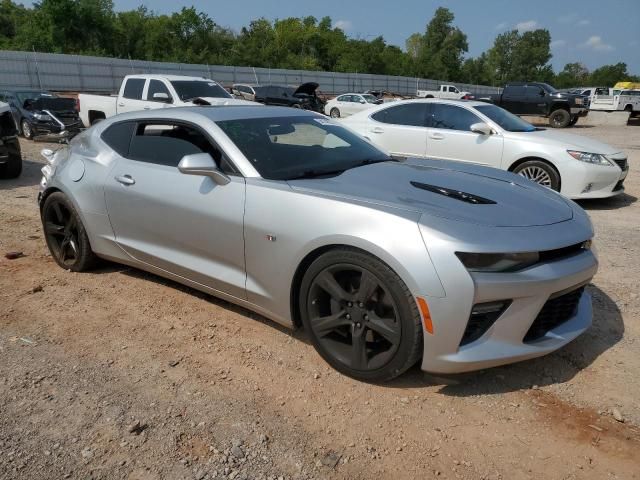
577;193;637;210
94;265;622;393
387;284;623;394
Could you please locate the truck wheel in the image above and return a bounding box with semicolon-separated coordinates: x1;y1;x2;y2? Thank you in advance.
21;119;33;139
513;160;560;191
330;108;341;118
549;109;571;128
568;116;579;126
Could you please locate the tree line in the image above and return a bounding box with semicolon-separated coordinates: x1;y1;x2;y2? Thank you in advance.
1;1;637;88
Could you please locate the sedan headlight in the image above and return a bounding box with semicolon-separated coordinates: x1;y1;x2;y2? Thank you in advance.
456;251;539;272
33;112;52;121
567;150;613;166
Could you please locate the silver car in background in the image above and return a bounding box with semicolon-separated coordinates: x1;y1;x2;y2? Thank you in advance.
38;106;597;381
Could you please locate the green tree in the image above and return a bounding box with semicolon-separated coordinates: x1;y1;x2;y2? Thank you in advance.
589;62;632;86
485;29;553;84
554;62;590;88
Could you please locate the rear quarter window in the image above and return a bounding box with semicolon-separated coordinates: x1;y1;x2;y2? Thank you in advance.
122;79;145;100
101;121;136;156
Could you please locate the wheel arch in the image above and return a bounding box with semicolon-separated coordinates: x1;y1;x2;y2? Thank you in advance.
508;156;562;190
550;102;570;112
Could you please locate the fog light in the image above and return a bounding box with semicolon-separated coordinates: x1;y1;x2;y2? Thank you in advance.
460;301;511;346
581;183;593;193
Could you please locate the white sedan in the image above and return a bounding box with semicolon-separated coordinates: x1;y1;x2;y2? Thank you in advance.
324;93;381;118
340;99;628;199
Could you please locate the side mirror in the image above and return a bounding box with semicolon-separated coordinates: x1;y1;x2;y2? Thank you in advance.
470;122;492;135
178;153;230;185
359;100;366;104
153;92;171;103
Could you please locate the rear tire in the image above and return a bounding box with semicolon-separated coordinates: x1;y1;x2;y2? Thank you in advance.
299;248;423;382
513;160;561;191
330;108;341;118
0;151;22;179
21;119;33;139
549;109;571;128
41;192;98;272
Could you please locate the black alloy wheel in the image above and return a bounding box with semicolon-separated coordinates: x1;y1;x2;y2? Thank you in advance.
42;192;97;271
300;248;423;381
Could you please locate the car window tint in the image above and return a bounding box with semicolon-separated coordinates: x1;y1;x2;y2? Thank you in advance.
101;121;136;156
504;85;525;96
371;103;427;127
127;122;226;169
147;80;171;101
525;86;544;98
122;79;145;100
430;104;481;131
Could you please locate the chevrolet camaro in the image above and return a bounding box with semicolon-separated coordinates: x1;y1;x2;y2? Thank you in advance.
38;106;598;381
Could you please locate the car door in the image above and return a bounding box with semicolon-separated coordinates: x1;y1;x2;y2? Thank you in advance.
366;103;429;158
144;79;174;110
426;103;504;167
350;95;371;115
525;85;547;115
501;85;525;113
102;120;247;299
118;78;149;114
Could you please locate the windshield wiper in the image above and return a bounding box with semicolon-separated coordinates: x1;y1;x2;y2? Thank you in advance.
345;158;394;171
286;168;346;180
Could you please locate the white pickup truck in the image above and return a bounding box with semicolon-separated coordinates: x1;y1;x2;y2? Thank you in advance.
78;74;254;127
416;84;472;99
589;88;640;113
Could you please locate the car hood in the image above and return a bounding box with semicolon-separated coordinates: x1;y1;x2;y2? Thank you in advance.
508;129;621;155
288;159;574;227
294;82;319;96
189;97;257;106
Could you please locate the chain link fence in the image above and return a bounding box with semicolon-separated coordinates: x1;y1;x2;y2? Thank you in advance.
0;50;501;96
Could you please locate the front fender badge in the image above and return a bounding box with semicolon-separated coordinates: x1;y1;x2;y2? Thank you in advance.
416;297;434;335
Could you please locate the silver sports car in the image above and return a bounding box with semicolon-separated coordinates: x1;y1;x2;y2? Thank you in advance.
38;106;598;381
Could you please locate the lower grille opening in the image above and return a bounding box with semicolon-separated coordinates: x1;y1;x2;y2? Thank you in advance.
460;300;511;346
613;179;625;192
524;286;585;343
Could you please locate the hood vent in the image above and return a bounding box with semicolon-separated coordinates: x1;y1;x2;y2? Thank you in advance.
410;181;496;205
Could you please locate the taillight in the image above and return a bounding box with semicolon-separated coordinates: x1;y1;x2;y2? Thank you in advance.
75;97;80;112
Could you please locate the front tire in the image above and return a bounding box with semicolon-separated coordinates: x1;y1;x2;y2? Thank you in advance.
568;116;579;126
513;160;561;191
41;192;98;271
330;108;341;118
299;248;423;382
0;150;22;179
549;109;571;128
21;119;33;139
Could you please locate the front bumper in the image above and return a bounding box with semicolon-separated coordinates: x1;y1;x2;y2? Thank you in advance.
571;107;588;116
417;216;597;374
562;155;628;199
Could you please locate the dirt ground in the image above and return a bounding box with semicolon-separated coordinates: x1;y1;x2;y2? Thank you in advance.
1;122;639;480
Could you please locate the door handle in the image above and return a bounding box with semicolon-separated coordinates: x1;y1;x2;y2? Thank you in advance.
370;127;384;134
143;106;151;110
117;103;125;107
115;174;135;186
429;133;445;140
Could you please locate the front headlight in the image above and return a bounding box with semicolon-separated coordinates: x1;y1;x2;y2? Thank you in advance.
456;251;539;272
33;112;52;121
567;150;613;166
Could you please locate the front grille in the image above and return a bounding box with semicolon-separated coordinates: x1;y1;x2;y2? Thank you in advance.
538;242;587;263
523;286;585;343
612;158;628;171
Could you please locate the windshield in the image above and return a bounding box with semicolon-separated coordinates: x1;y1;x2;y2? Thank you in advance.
474;104;536;133
362;94;378;103
170;80;232;101
217;115;391;180
16;91;56;105
539;83;558;94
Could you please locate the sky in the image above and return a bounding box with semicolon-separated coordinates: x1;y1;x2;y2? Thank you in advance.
109;0;640;73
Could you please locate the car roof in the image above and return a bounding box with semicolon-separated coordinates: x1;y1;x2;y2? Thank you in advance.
376;98;489;108
126;74;218;82
103;105;322;124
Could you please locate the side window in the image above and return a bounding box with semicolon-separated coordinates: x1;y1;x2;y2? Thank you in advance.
583;90;591;96
371;103;427;127
101;121;136;156
525;86;544;98
429;104;482;131
147;80;172;102
504;85;526;97
126;122;236;174
122;79;145;100
336;95;347;102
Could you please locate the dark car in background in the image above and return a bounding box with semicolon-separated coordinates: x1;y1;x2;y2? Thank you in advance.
0;101;22;178
0;90;82;140
478;82;588;128
253;82;324;112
